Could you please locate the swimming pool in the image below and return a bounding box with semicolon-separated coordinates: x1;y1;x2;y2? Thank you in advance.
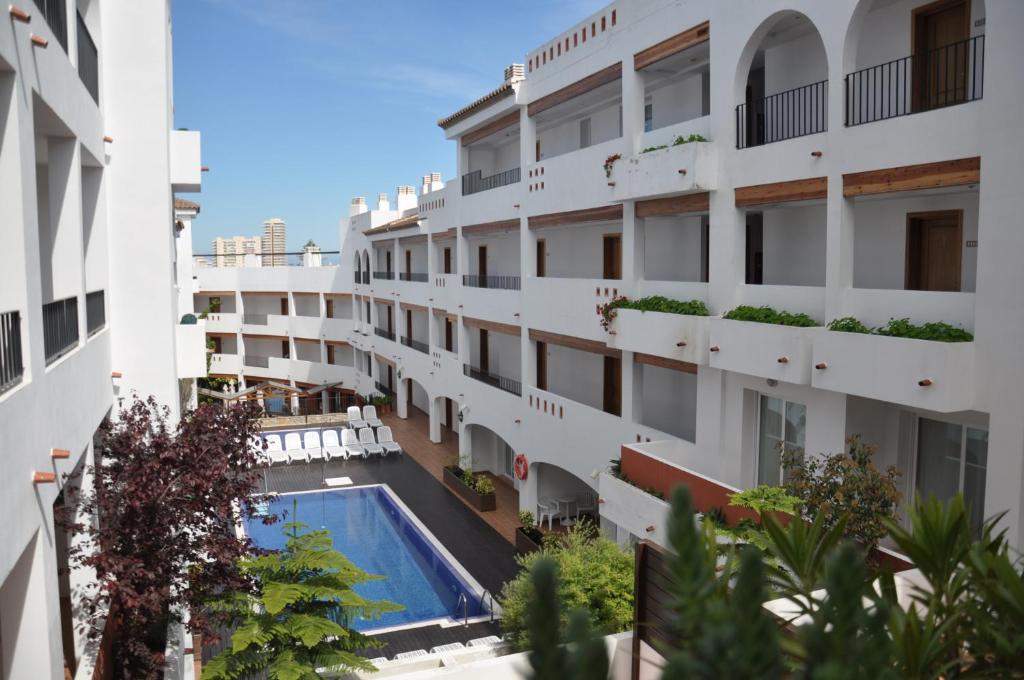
245;485;491;631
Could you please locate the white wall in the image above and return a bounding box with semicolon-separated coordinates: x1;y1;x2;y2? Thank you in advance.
761;204;826;286
642;215;704;281
646;69;707;131
764;30;829;95
536;96;621;160
540;221;621;279
293;293;319;316
638;363;697;442
546;343;605;412
466;233;519;276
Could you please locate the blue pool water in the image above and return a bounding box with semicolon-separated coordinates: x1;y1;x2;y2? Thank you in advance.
246;486;486;631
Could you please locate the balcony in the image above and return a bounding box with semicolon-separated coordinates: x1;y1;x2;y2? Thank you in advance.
462;167;521;196
209;352;241;375
606;308;711;366
361;272;370;284
611;139;716;203
85;289;105;336
846;35;984;127
243;355;270;369
398;272;428;283
42;296;79;365
400;336;429;354
463;364;522;397
33;0;67;51
462;274;521;290
76;12;98;102
170;130;202;192
526;138;624;216
205;312;240;334
374;380;395;399
736;80;828;149
708;318;820;384
372;271;395;281
0;310;24;396
374;327;395;342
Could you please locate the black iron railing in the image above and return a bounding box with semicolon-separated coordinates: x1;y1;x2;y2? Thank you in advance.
401;336;429;354
462;167;521;196
354;272;361;284
399;272;429;282
846;35;984;127
374;381;395;399
244;355;270;368
33;0;67;51
463;364;522;396
0;310;23;395
372;271;394;280
76;12;98;102
42;296;78;365
374;327;395;341
736;79;827;149
242;313;268;325
361;271;370;284
462;274;521;290
85;289;105;336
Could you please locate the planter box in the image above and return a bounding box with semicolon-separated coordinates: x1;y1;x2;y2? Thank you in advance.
612;141;717;202
709;318;820;384
609;308;710;365
515;527;543;554
598;472;671;547
811;331;976;412
443;466;497;512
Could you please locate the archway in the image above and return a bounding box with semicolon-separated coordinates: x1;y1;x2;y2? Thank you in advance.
529;461;599;532
463;423;518;488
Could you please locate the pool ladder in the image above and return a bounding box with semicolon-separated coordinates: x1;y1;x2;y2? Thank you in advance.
480;590;495;623
456;593;469;628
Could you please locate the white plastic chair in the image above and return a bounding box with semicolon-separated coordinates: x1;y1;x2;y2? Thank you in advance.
265;435;288;466
576;491;598;519
322;430;346;460
537;501;556;531
347;406;367;430
284;432;306;464
358;427;384;457
341;428;364;459
363;405;383;429
303;431;324;462
376;426;402;456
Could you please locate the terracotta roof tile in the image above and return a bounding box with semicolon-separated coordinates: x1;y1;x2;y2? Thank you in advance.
437;82;514;129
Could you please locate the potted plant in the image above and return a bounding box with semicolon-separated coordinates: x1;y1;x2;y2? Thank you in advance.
443;462;497;511
516;511;544;554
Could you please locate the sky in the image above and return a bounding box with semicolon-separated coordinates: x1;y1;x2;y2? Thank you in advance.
172;0;607;254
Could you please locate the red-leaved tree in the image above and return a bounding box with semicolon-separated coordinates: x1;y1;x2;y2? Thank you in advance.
61;396;275;678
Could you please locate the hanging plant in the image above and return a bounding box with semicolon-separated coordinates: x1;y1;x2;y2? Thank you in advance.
603;153;622;178
598;295;629;331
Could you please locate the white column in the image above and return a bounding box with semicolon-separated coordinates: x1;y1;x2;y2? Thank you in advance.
621;200;637;283
824;179;854;322
428;396;441;443
625;351;640;425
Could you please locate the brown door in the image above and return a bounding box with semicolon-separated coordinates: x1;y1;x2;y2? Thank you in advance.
478;245;488;288
745;213;764;285
536;239;546;277
325;298;334;319
443;247;452;274
406;378;412;407
405;309;412;344
479;329;489;373
280;297;288;315
906;210;963;292
602;234;622;279
445;318;453;351
405;249;412;276
386;305;393;333
386;250;392;275
535;140;541;162
326;344;335;364
212;336;222;354
603;355;621;416
281;340;290;359
536;341;547;391
445;397;454;432
913;0;970;111
387;365;394;390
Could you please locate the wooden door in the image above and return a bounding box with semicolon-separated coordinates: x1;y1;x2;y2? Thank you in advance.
211;336;222;354
536;239;546;277
535;140;541;162
281;340;290;359
443;247;452;274
387;365;394;391
602;234;622;279
536;341;547;391
326;344;334;364
478;245;488;288
386;250;392;275
280;297;288;315
445;397;454;432
405;309;412;344
386;305;393;333
405;249;412;276
479;329;489;373
906;210;963;291
603;355;621;416
445;318;453;351
745;213;764;285
913;0;970;111
325;298;334;319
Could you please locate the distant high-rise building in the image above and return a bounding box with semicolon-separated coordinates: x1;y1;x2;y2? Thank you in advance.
211;235;262;267
262;218;287;266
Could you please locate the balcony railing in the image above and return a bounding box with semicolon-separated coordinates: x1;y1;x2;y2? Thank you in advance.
374;381;395;399
76;12;98;102
374;327;395;342
354;272;361;284
400;336;429;354
846;35;984;127
462;167;521;196
462;274;521;290
361;272;370;284
736;80;828;149
0;310;24;396
372;271;395;280
399;272;429;282
42;296;79;365
33;0;67;52
463;364;522;396
242;313;268;325
86;290;105;336
243;355;270;368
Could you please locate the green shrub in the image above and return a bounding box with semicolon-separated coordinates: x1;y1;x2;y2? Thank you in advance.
672;133;707;145
877;317;973;342
729;485;801;519
827;316;872;334
599;295;709;330
474;474;495;494
723;305;818;327
640;144;669;153
518;510;536;527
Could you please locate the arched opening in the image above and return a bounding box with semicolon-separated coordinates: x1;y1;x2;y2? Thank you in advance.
531;461;598;533
361;250;370;283
464;423;518;488
353;251;361;279
431;392;459;447
735;12;828;148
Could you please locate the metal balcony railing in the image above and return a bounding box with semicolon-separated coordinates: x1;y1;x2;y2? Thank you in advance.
85;290;105;336
361;272;370;284
243;355;270;368
846;35;984;127
399;272;429;282
374;327;395;341
354;272;361;284
463;364;522;397
400;336;429;354
42;296;79;365
462;274;521;290
32;0;67;51
373;271;395;280
0;310;24;396
76;12;98;102
242;313;268;325
374;381;395;399
462;167;521;196
736;79;828;149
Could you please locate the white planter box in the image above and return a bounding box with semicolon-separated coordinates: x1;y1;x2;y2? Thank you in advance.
812;331;975;412
609;308;710;365
612;141;716;202
709;318;820;384
598;473;671;547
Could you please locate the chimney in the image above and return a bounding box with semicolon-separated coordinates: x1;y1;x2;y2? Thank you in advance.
504;63;525;84
376;192;390;211
349;196;367;216
396;185;417;212
421;174;432;195
430;171;444;192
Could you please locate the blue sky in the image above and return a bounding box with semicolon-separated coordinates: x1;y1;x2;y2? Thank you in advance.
172;0;606;253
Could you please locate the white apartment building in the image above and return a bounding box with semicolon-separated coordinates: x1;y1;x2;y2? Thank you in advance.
262;217;287;266
0;1;205;678
195;0;1024;557
212;234;262;268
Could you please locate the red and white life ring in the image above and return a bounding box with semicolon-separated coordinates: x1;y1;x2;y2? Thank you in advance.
514;453;529;481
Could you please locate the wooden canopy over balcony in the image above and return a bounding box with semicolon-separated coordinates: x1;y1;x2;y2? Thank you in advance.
636;192;710;217
843;157;980;197
633;20;710;71
735;177;828;207
528;62;622;117
528;204;623;229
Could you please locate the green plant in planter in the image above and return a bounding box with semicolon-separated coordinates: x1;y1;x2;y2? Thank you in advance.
828;316;872;334
672;133;708;145
729;485;801;520
599;295;710;331
723;305;818;327
877;317;973;342
474;474;496;494
519;510;536;527
640;144;669;153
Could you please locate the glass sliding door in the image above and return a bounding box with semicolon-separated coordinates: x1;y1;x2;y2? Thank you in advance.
757;395;806;485
916;417;988;536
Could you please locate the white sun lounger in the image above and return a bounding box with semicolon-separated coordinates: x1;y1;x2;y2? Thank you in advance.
376;426;402;456
303;431;324;462
284;432;306;464
264;435;288;466
322;430;346;460
362;405;383;429
429;642;465;654
341;428;365;459
347;406;367;430
358;427;384;457
394;649;429;661
468;635;503;648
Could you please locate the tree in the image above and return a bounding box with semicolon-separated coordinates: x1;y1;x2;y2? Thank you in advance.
202;518;402;679
60;396;273;678
500;522;633;651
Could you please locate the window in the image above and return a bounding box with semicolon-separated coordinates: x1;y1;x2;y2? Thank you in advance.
644;99;653;132
579;117;592;149
502;442;514;478
916;418;988;536
757;395;805;485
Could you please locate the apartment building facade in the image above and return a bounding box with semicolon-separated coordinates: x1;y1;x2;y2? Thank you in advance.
262;217;287;266
212;234;262;268
0;1;205;677
196;0;1024;552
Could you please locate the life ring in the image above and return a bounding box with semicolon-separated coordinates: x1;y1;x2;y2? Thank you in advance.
514;453;529;481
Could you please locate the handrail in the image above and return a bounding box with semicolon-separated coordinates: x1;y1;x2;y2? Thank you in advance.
462;274;521;290
456;592;469;628
736;79;827;149
480;589;495;623
462;167;521;196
